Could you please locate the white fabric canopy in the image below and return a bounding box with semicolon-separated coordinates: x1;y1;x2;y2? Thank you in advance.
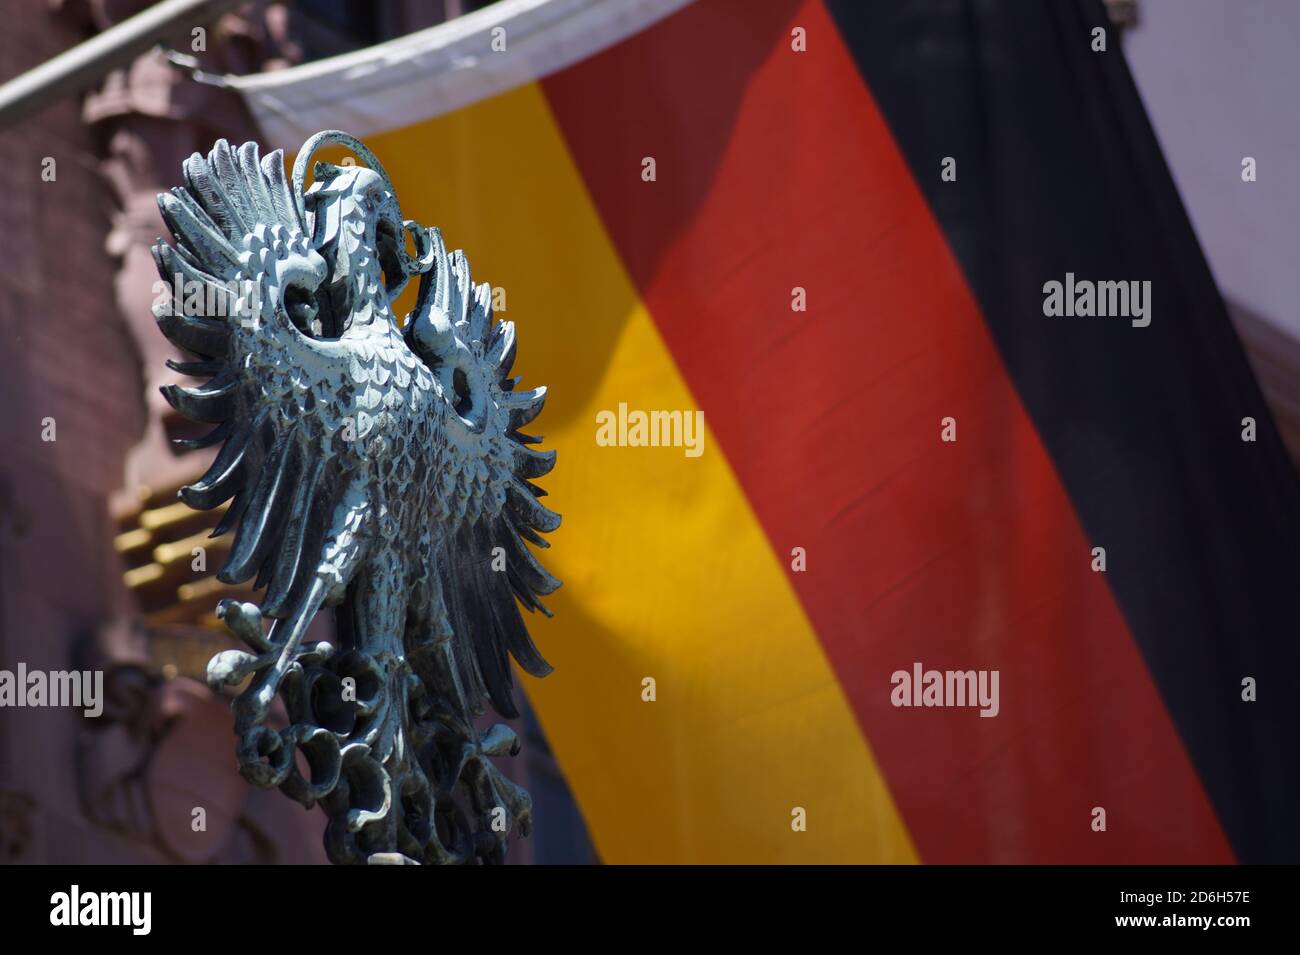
228;0;693;148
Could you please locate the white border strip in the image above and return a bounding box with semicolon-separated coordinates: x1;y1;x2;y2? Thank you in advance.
231;0;694;147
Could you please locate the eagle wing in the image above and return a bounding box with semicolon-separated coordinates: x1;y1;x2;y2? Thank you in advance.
152;139;365;656
411;229;562;720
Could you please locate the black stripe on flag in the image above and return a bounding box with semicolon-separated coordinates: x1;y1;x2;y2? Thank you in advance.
825;0;1300;862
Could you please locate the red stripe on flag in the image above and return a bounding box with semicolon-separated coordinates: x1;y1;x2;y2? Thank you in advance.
542;0;1233;861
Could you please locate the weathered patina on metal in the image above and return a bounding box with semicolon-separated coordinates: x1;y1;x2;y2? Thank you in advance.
150;131;560;864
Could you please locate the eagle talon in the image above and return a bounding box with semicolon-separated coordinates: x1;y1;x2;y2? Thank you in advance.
217;598;271;652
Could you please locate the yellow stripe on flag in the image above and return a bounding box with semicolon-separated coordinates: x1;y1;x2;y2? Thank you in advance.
365;83;917;863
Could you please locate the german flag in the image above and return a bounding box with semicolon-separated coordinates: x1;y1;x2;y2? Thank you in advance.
230;0;1300;863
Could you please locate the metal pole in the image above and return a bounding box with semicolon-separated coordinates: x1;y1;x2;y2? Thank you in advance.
0;0;248;130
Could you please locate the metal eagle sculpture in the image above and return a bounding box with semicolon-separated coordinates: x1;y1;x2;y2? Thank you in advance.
150;131;560;865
